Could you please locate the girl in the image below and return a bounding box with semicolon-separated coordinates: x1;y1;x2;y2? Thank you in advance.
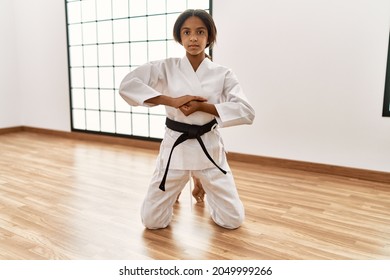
119;9;255;229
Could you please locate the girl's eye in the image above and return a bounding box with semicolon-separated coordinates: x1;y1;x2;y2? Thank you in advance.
198;31;204;35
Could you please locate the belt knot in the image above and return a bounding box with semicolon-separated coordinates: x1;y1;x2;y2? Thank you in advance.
158;118;227;191
188;124;200;138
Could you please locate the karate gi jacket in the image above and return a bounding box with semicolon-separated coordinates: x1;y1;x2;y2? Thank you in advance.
119;56;255;171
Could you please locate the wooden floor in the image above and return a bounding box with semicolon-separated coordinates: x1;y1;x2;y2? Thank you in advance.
0;131;389;260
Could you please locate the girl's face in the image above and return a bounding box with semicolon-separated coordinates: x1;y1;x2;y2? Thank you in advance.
180;16;208;58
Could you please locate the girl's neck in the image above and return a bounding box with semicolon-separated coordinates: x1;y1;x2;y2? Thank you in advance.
186;52;206;72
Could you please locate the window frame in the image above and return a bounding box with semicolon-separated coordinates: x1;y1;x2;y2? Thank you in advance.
383;31;390;117
64;0;212;141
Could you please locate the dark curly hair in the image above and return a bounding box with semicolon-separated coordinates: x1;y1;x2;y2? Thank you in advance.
173;9;217;49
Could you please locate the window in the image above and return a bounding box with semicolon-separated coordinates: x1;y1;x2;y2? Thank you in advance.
65;0;211;139
383;31;390;117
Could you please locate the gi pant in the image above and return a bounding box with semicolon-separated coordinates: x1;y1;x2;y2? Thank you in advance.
141;156;245;230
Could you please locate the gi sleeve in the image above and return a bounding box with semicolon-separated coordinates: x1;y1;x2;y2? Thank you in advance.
214;70;255;128
119;62;164;107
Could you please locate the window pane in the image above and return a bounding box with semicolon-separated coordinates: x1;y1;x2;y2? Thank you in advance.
113;19;129;43
129;0;146;17
115;96;131;112
72;109;86;130
96;0;112;21
100;111;116;133
167;40;184;57
68;24;82;45
132;106;148;114
187;0;209;9
69;46;83;67
149;105;166;115
148;41;166;61
70;68;84;88
130;17;147;41
130;42;147;65
114;43;130;66
97;21;113;44
71;89;85;109
98;44;113;66
81;0;96;22
116;112;132;134
114;67;130;89
167;0;186;13
149;115;166;138
82;22;97;44
83;45;98;66
86;110;100;131
100;89;115;111
85;89;99;110
167;14;179;40
132;114;149;137
99;67;114;89
84;68;98;88
113;0;129;18
148;15;166;41
147;0;166;15
67;2;81;24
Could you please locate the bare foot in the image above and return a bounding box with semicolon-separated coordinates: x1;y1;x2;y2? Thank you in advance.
192;176;205;203
175;176;205;203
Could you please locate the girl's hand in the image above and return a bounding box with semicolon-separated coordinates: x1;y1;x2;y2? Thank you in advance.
145;95;207;108
171;95;207;108
179;100;203;116
180;101;219;117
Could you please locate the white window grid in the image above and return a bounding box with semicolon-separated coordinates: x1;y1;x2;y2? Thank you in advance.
65;0;211;139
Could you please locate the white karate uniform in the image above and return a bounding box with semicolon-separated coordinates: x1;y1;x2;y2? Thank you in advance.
119;56;255;229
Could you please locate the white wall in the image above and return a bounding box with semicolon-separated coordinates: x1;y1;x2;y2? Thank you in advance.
0;0;20;128
213;0;390;172
2;0;390;173
13;0;71;131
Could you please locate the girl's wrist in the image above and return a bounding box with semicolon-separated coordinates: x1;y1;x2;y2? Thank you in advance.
200;102;219;117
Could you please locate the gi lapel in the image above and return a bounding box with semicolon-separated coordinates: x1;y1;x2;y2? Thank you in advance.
178;56;217;125
179;56;205;95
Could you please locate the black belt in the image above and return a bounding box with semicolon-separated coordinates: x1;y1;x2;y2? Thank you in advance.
159;118;227;191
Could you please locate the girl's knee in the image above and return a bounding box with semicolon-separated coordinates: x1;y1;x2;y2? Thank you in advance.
141;201;172;229
211;204;245;229
220;211;245;229
141;210;171;229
